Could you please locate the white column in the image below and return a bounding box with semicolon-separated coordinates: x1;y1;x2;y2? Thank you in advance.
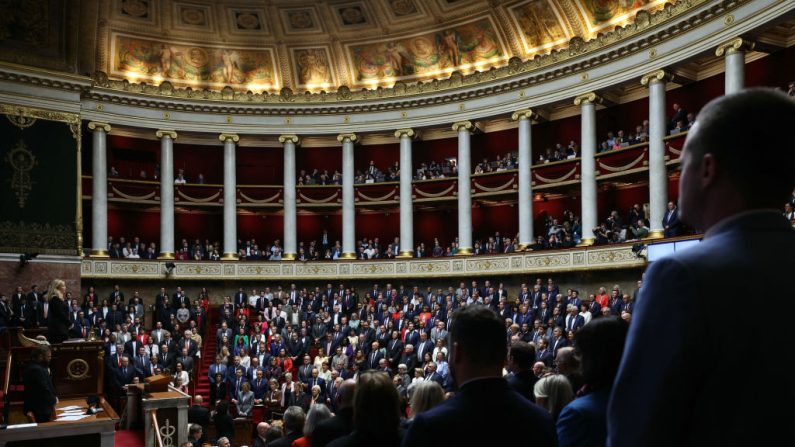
512;110;535;250
395;128;415;258
220;133;239;260
280;134;299;260
716;38;753;95
574;93;599;246
155;130;177;259
88;122;111;257
642;71;672;238
338;133;358;259
452;121;474;255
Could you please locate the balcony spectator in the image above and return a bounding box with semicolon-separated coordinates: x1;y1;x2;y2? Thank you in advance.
669;103;688;130
175;169;187;184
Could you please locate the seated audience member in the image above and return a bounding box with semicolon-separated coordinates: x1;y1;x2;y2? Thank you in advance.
534;374;574;423
328;371;403;447
401;306;556;447
557;316;628;447
292;403;331;447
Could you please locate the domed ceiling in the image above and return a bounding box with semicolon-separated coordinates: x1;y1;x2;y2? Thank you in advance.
99;0;671;93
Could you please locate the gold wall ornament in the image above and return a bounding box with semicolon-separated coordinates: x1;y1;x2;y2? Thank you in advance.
5;139;37;208
6;114;36;129
66;358;90;380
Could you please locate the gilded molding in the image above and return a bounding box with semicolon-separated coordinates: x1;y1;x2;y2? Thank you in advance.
87;122;111;133
511;109;538;121
394;128;416;139
0;104;79;125
80;244;654;280
452;121;474;132
640;70;675;86
574;92;602;106
219;133;240;143
715;37;756;56
155;129;178;140
278;134;300;144
337;133;358;143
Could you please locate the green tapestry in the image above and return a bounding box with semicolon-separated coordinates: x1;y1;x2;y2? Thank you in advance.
0;105;80;255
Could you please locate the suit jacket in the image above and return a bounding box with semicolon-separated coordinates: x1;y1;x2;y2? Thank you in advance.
401;378;555;447
114;365;137;392
662;207;682;237
564;314;585;332
557;388;609;447
46;296;70;344
312;407;354;447
366;350;384;370
23;362;57;420
187;404;210;431
609;212;795;447
506;370;537;403
269;431;302;447
414;340;434;362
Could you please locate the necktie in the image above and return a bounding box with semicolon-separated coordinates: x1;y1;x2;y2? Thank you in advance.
82;327;87;338
118;355;122;367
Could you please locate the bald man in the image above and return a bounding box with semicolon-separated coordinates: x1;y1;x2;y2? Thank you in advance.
311;379;356;447
253;421;271;447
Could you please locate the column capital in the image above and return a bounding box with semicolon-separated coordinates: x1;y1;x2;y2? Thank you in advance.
219;133;240;143
715;37;755;57
640;70;675;87
511;109;539;121
337;133;358;143
574;92;603;106
452;120;474;132
155;129;178;140
87;121;111;133
279;134;300;144
394;128;416;139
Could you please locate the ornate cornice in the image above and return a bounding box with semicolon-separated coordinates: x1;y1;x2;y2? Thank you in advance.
80;244;651;281
80;0;731;111
394;128;416;139
715;37;756;56
278;134;300;144
337;133;358;143
219;133;240;143
640;70;675;87
155;129;178;140
87;121;111;133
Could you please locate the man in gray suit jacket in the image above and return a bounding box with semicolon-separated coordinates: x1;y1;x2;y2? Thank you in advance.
608;89;795;447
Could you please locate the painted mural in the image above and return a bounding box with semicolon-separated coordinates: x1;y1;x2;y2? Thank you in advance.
293;48;334;87
112;34;278;89
346;17;506;84
511;0;569;54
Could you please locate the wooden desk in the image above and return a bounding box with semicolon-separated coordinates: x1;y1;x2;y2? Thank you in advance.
1;398;119;447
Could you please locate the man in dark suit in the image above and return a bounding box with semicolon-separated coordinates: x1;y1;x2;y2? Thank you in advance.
177;347;194;374
158;344;176;371
386;331;403;367
187;395;210;436
401;305;556;447
399;344;418;373
668;103;688;130
608;89;795;447
312;379;355;447
24;346;57;422
414;331;434;363
506;341;538;402
114;356;137;394
234;288;247;310
662;201;682;237
564;305;585;333
366;341;384;370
